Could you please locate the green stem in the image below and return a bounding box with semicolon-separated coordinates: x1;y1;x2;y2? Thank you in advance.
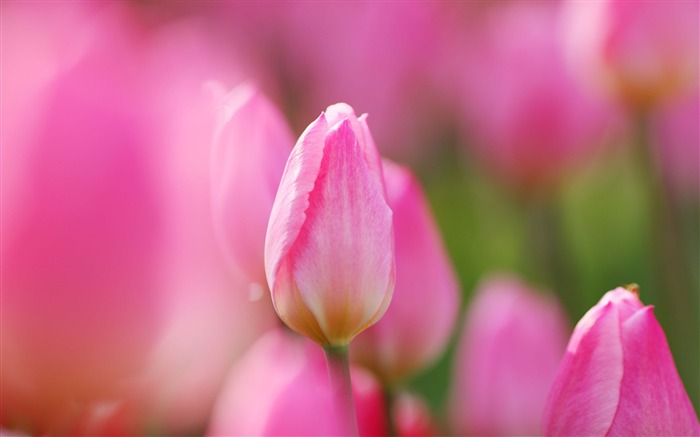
383;386;397;437
323;345;359;437
633;111;699;407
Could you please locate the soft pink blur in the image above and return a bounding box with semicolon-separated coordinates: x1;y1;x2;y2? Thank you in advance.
543;287;699;435
450;275;569;436
351;160;459;384
562;0;699;108
2;3;271;434
264;104;395;347
457;2;618;193
393;392;439;437
652;93;700;198
207;329;387;436
210;82;295;288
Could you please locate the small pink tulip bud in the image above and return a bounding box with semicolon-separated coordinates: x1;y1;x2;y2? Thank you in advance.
543;286;700;436
207;329;388;436
450;275;569;436
211;82;294;286
351;160;459;383
562;0;699;108
264;104;395;347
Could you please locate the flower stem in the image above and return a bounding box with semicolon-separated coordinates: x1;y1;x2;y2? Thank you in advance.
323;345;359;436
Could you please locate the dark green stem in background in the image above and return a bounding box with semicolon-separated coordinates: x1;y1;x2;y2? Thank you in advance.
383;386;397;437
323;345;359;437
522;193;579;315
633;111;699;407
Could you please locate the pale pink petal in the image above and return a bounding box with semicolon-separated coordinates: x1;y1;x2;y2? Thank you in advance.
286;120;394;345
264;113;328;292
211;82;294;284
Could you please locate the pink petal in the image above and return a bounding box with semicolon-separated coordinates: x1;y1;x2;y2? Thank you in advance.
279;119;394;345
543;301;624;435
607;306;700;436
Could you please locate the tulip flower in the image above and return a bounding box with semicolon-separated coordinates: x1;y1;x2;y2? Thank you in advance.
450;275;569;436
1;6;166;431
542;286;700;436
211;82;295;287
393;392;438;437
264;103;395;348
207;329;387;436
351;160;459;384
458;2;617;192
562;0;699;108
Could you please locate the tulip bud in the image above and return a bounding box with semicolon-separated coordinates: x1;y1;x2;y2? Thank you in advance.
562;0;699;108
351;160;459;383
450;275;569;436
207;329;387;436
211;82;294;287
264;103;395;347
542;287;700;435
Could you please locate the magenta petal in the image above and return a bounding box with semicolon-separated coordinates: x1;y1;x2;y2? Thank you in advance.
543;302;624;436
607;306;700;436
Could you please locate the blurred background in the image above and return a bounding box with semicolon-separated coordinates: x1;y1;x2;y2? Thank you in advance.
2;1;698;435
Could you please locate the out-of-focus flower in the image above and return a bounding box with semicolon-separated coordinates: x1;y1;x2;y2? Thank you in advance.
207;329;387;436
351;160;459;384
450;275;569;436
562;0;699;108
264;104;395;347
542;287;700;436
1;3;269;435
1;5;166;431
458;2;618;193
393;392;438;437
210;82;294;288
652;94;700;198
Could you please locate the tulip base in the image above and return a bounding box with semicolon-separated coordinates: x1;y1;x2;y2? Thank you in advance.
323;345;359;436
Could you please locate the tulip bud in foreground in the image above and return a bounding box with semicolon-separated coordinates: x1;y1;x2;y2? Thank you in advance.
542;287;700;436
351;160;459;383
264;103;395;347
450;275;569;436
207;329;387;436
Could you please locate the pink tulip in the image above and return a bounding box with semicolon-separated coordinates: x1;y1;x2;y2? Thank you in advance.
2;4;265;434
543;287;700;436
264;103;395;347
351;160;459;383
458;2;618;192
450;275;569;436
393;392;438;437
211;82;295;287
1;5;166;429
207;329;387;436
562;0;699;108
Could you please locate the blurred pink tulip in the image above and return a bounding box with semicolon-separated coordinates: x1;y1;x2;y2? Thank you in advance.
265;103;395;347
652;94;700;198
562;0;699;108
1;3;265;434
1;5;166;430
351;160;459;383
393;392;438;437
542;287;700;436
459;2;618;192
450;275;569;436
211;82;295;287
207;329;387;436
